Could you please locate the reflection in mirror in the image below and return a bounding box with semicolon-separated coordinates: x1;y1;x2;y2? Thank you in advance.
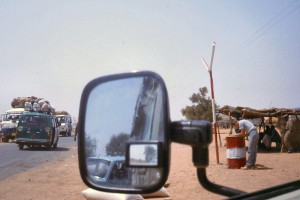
83;74;166;190
127;143;162;167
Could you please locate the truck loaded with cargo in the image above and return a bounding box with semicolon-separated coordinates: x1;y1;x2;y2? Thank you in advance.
0;97;45;142
16;111;59;150
13;96;59;150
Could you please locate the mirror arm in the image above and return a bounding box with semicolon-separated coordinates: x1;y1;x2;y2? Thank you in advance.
171;120;247;197
197;168;246;197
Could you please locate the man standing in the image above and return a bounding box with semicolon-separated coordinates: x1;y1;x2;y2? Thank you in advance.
233;119;259;170
285;116;295;153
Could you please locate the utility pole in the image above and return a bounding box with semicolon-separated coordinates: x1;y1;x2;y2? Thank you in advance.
201;42;220;164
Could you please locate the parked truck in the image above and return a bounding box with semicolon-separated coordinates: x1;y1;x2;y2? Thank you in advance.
0;108;25;142
55;111;72;136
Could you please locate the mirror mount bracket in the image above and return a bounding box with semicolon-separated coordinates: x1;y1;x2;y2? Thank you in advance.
171;120;212;168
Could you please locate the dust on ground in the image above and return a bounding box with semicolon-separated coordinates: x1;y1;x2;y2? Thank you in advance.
0;129;299;200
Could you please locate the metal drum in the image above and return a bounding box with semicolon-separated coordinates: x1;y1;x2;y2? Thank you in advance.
226;136;246;169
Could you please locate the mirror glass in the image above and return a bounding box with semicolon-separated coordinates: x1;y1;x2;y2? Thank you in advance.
127;143;161;167
83;74;167;190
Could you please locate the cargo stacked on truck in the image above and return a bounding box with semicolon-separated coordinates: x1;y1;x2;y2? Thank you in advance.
1;96;56;143
14;96;60;150
55;111;72;136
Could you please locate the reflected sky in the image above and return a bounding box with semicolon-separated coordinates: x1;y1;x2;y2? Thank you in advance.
85;77;143;156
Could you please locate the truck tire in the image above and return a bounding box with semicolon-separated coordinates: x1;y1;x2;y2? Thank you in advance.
46;144;52;150
53;139;58;149
19;144;24;150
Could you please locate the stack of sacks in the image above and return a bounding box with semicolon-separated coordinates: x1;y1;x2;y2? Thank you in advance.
11;96;55;114
54;111;69;115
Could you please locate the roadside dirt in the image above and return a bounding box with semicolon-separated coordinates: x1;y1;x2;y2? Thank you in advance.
0;129;299;200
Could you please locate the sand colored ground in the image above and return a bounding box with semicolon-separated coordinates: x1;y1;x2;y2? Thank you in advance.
0;129;299;200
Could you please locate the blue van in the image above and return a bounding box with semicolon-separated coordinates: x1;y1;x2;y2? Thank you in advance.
16;112;59;150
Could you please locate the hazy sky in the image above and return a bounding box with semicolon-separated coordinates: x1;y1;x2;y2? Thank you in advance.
1;0;300;121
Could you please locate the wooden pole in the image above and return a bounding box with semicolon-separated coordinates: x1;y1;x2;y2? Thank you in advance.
202;42;220;164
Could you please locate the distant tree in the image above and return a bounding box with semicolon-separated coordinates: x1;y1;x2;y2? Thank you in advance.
106;133;130;156
181;87;220;121
85;135;97;157
144;145;157;162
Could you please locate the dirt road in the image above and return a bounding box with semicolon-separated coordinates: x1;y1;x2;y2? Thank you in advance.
0;129;299;200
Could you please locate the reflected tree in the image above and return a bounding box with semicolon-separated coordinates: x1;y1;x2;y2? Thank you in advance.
85;135;97;157
144;145;156;162
106;133;130;156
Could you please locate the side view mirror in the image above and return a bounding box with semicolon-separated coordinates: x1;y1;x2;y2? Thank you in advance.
78;71;170;194
78;71;300;199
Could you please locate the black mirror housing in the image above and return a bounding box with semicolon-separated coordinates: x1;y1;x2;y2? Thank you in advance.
78;71;171;194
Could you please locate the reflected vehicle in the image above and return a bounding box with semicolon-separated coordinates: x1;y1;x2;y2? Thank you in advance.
78;71;300;199
87;156;129;185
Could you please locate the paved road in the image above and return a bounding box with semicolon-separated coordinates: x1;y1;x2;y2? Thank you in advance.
0;136;78;180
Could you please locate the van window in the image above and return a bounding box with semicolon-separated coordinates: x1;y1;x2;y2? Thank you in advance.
57;116;66;123
20;115;48;126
